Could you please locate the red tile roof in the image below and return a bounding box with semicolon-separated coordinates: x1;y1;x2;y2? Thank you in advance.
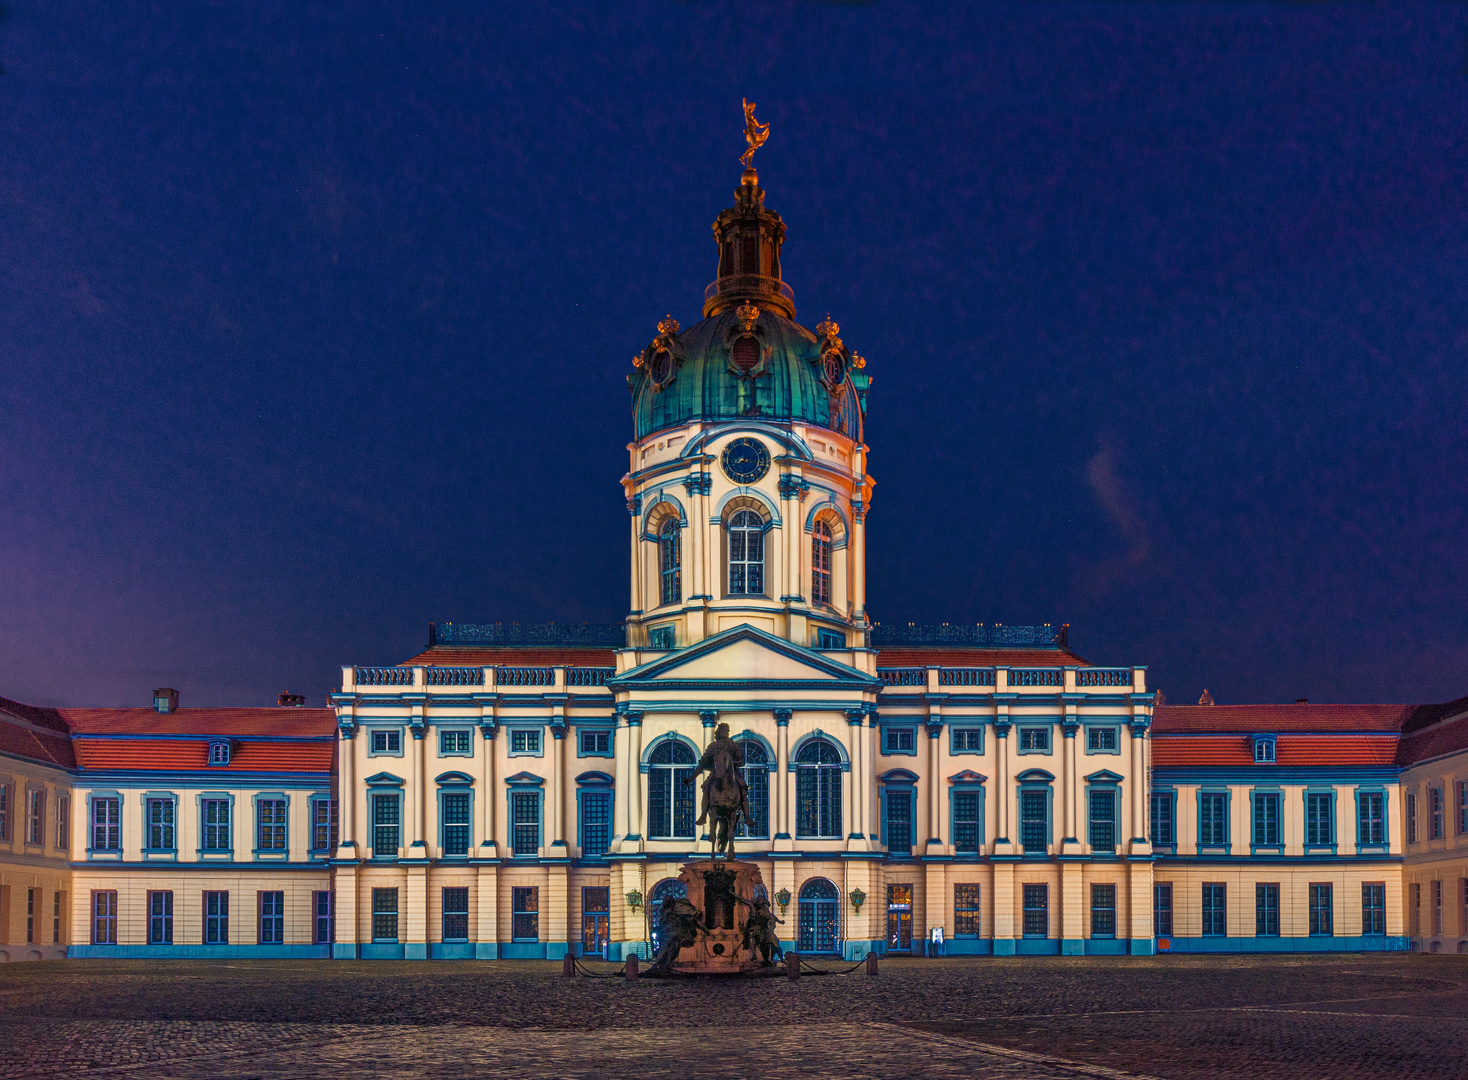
1400;694;1468;735
1397;710;1468;767
60;707;337;738
71;738;333;773
401;647;617;667
1153;703;1411;734
0;696;72;735
0;716;76;769
1152;733;1399;768
873;648;1092;667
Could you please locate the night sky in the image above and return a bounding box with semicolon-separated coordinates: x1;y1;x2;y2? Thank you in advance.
4;3;1467;709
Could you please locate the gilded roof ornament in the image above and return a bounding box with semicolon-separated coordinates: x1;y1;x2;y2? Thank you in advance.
740;99;770;169
657;314;681;336
736;302;760;334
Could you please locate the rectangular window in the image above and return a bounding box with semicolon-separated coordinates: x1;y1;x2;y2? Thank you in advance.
0;783;8;840
1090;883;1116;937
27;789;45;845
1088;789;1116;852
91;797;120;851
92;891;117;945
372;793;401;856
1362;882;1386;935
1459;780;1468;836
952;790;982;854
372;887;398;942
1255;883;1280;937
511;729;542;755
1202;883;1227;937
512;886;539;941
954;883;982;937
314;891;334;944
951;728;983;753
1407;792;1418;844
1463;879;1468;936
1018;727;1050;752
1432;879;1443;936
1153;883;1173;937
146;798;175;850
1199;793;1227;846
1358;791;1385;846
580;730;611;755
883;727;915;754
312;800;338;851
53;891;63;944
1021;883;1048;937
1309;883;1333;937
1430;787;1445;840
1252;793;1281;847
56;795;69;850
439;729;471;755
1150;792;1175;846
580;790;611;857
511;791;540;857
257;799;287;851
259;891;284;944
1254;739;1275;763
1409;882;1421;936
202;798;231;850
886;884;913;952
442;886;470;942
816;629;845;649
582;886;611;956
441;791;470;856
1087;727;1117;752
209;741;230;765
371;729;401;754
885;789;913;856
148;890;173;944
1020;790;1048;852
205;891;229;944
1306;792;1333;846
26;887;35;942
648;625;675;650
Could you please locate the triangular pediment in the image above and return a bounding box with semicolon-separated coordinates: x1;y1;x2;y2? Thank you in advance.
614;623;878;687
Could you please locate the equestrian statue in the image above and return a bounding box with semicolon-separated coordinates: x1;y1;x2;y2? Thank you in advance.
685;722;749;859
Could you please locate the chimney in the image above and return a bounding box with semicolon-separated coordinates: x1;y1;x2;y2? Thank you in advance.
1295;698;1308;704
278;691;306;707
153;688;179;714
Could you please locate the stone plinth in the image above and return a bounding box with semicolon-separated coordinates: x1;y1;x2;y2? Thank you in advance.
669;859;766;975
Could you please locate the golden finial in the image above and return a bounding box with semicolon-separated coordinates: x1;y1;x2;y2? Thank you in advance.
741;99;770;169
736;302;760;333
633;352;645;368
816;315;840;340
657;314;681;336
851;353;866;370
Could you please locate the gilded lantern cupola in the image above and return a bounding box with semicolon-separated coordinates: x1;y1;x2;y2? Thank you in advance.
705;168;793;320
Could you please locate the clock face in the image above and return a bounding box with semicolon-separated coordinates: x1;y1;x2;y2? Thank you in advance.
720;437;770;484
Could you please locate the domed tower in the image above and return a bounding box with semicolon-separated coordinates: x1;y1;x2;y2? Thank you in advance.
622;149;874;652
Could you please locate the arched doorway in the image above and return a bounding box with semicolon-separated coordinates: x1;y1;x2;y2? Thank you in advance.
648;877;687;955
797;877;840;954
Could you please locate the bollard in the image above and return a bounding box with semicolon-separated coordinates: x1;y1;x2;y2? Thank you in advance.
625;953;639;981
786;950;800;980
563;951;576;977
866;951;878;977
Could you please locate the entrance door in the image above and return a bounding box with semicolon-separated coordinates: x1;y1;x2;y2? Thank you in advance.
797;878;840;954
887;884;913;952
581;886;610;957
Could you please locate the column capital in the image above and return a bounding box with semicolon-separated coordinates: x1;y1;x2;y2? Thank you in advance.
844;708;864;726
699;709;720;727
624;709;644;727
773;708;792;725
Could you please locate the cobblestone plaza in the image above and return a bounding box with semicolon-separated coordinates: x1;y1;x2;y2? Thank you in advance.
1;954;1464;1078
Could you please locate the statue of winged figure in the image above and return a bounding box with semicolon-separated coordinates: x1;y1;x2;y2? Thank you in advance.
740;99;770;168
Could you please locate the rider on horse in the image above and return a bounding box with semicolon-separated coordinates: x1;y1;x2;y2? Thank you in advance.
687;722;749;856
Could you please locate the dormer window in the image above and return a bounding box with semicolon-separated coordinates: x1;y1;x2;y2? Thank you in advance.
208;739;232;766
1253;735;1276;764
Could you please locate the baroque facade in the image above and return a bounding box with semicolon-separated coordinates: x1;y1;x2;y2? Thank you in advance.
3;162;1462;960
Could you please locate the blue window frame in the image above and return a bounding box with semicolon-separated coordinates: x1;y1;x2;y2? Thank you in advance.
648;624;675;649
369;728;403;756
1357;790;1386;846
727;509;766;596
659;518;681;606
372;887;398;942
1362;882;1386;935
1022;883;1048;937
510;790;541;857
579;789;612;857
1090;883;1116;938
1150;791;1175;847
205;891;229;944
207;740;231;766
1020;789;1049;853
812;522;834;607
816;628;845;649
954;883;981;937
1201;883;1226;936
1252;793;1281;848
1253;736;1276;763
259;891;284;944
201;797;232;851
953;789;983;854
314;891;334;944
372;793;400;857
882;727;916;755
90;796;120;852
1458;780;1468;837
1430;786;1445;840
92;891;117;944
148;890;173;944
439;729;472;756
1198;791;1229;848
1153;882;1172;937
736;738;770;838
795;739;843;839
951;727;983;754
1306;792;1334;847
512;886;539;941
1086;726;1119;754
441;791;471;856
311;798;337;852
509;728;543;756
1255;883;1280;936
1088;789;1116;853
1018;727;1051;754
884;788;913;856
146;797;175;851
442;887;470;942
256;798;287;852
578;729;613;757
796;878;839;954
1309;883;1333;936
648;739;696;839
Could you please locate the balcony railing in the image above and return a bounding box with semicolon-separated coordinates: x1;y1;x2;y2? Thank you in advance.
497;667;555;686
1010;668;1064;687
567;667;614;687
430;622;625;647
876;668;926;687
1077;668;1132;687
425;667;485;686
356;666;413;686
938;668;996;686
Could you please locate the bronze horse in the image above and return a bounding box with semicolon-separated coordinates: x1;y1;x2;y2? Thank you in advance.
687;723;749;859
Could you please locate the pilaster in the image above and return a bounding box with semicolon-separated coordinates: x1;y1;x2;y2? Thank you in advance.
774;709;793;848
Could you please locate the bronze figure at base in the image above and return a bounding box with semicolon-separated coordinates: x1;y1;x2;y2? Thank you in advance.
647;858;784;976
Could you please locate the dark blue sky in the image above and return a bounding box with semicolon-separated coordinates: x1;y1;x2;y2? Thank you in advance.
3;2;1466;708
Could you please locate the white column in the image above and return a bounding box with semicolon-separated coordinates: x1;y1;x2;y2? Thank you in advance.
613;711;631;843
1063;717;1079;846
850;503;867;624
549;718;567;854
479;716;498;854
627;713;644;841
847;709;866;850
775;710;791;840
408;717;426;855
993;717;1012;851
927;720;942;848
337;721;357;854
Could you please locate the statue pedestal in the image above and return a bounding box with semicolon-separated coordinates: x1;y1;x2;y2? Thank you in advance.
669;858;767;975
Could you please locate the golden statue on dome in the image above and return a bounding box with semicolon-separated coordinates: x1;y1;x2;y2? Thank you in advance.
740;99;769;168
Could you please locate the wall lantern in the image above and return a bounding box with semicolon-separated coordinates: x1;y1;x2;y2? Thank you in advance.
626;889;643;911
849;888;866;913
774;888;791;913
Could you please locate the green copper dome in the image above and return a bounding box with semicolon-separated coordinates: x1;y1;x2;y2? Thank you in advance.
629;168;870;442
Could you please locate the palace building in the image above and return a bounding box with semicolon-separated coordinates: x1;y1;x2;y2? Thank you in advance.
3;161;1463;961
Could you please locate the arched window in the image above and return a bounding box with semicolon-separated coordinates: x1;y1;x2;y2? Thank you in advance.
795;738;843;839
658;518;681;606
736;739;770;838
812;519;833;605
647;740;696;839
648;877;688;954
728;510;765;595
797;877;840;954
